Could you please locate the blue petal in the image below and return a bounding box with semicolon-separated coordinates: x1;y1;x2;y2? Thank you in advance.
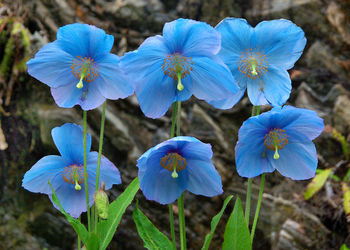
57;23;114;59
235;117;274;177
235;141;275;178
120;35;169;83
185;159;223;197
269;140;317;180
51;123;91;163
49;178;95;218
135;68;176;119
190;56;239;101
137;140;178;180
52;82;106;110
176;136;213;161
80;84;106;110
22;155;68;194
86;152;121;189
246;79;268;106
253;19;306;70
27;41;76;88
262;66;291;107
95;54;134;100
140;155;187;204
282;106;324;141
50;82;83;108
207;87;245;109
163;18;221;56
216;18;253;66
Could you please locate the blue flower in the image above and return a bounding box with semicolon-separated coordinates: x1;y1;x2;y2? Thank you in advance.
209;18;306;109
22;123;121;218
137;136;223;204
235;106;324;180
120;18;239;119
27;23;134;110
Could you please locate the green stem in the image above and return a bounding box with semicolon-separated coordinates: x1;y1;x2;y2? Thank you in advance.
256;106;260;115
176;102;181;137
245;105;259;226
251;106;256;116
250;173;265;242
178;193;186;250
168;102;178;249
169;204;176;249
94;101;107;232
83;111;91;232
175;101;186;249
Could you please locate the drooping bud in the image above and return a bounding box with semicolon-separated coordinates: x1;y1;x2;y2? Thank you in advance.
94;182;109;219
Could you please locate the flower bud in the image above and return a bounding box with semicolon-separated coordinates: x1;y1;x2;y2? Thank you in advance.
94;183;109;219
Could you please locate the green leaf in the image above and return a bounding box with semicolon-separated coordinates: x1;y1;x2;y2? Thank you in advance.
87;232;100;250
48;181;89;245
342;183;350;216
340;244;350;250
133;201;173;250
222;197;252;250
304;168;333;200
97;177;140;250
201;195;233;250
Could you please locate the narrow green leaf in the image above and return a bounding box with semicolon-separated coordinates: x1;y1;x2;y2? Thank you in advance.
133;202;173;250
342;183;350;216
201;195;233;250
87;232;100;250
98;177;140;250
304;168;332;200
48;180;89;245
222;197;252;250
340;244;350;250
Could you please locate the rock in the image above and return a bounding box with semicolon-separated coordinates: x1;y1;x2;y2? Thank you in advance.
276;219;313;250
305;41;347;78
333;95;350;134
327;1;350;46
247;0;317;17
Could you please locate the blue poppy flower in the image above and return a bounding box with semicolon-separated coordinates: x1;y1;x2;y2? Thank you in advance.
137;136;223;204
235;106;324;180
27;23;134;110
209;18;306;109
120;18;239;119
22;123;121;218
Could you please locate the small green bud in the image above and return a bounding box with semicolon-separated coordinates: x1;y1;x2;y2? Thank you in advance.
94;184;109;219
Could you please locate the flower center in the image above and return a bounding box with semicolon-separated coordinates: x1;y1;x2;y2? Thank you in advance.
238;48;268;80
62;164;86;190
264;128;289;160
71;56;99;89
160;152;187;178
162;53;193;91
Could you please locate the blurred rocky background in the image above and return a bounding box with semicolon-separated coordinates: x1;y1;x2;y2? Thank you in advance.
0;0;350;249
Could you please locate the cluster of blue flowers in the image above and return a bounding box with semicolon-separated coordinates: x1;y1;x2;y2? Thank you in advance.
23;17;323;218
